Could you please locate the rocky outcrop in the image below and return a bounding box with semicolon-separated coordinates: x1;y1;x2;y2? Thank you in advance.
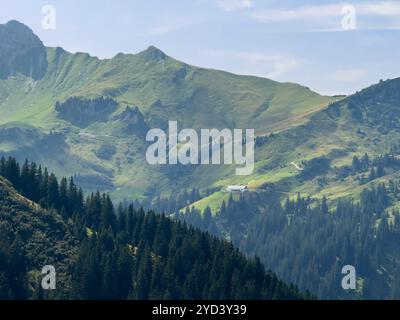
0;20;47;80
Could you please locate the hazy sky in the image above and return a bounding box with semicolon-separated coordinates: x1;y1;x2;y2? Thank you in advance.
1;0;400;95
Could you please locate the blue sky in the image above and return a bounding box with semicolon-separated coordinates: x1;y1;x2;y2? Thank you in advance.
1;0;400;95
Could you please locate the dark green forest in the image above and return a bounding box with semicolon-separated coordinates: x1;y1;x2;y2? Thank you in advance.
180;164;400;299
55;97;118;126
0;156;302;300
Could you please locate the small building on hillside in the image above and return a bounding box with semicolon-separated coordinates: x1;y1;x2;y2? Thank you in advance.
227;185;248;193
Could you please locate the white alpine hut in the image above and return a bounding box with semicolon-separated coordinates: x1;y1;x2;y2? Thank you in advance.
227;185;249;193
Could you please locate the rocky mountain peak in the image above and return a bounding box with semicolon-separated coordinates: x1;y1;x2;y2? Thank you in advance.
0;20;47;79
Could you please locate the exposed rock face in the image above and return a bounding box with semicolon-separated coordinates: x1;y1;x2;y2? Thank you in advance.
0;20;47;79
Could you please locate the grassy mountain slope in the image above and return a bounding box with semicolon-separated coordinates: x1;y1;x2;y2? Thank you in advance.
0;20;337;201
177;79;400;299
2;20;399;213
191;78;400;213
0;45;335;131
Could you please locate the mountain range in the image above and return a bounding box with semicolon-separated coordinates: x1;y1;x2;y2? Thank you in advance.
0;20;338;202
2;20;400;299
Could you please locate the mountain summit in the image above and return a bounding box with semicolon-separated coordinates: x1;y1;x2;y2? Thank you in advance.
0;20;47;79
141;45;167;61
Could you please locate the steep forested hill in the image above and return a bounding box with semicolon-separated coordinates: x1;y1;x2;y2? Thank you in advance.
0;176;77;299
0;157;302;300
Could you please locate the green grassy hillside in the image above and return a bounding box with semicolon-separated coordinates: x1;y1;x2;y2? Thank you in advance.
191;78;400;214
0;21;338;202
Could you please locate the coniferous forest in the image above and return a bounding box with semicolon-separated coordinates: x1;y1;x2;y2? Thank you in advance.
4;154;400;300
180;180;400;299
0;156;303;300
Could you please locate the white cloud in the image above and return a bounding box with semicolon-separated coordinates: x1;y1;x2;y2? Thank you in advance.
252;3;343;22
216;0;252;12
330;69;368;82
251;1;400;30
202;50;298;79
360;1;400;16
245;53;298;79
145;20;201;37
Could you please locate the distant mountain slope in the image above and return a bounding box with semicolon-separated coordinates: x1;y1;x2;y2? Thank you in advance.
0;32;335;132
173;79;400;299
188;77;400;212
0;20;337;201
1;20;399;210
251;78;400;199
